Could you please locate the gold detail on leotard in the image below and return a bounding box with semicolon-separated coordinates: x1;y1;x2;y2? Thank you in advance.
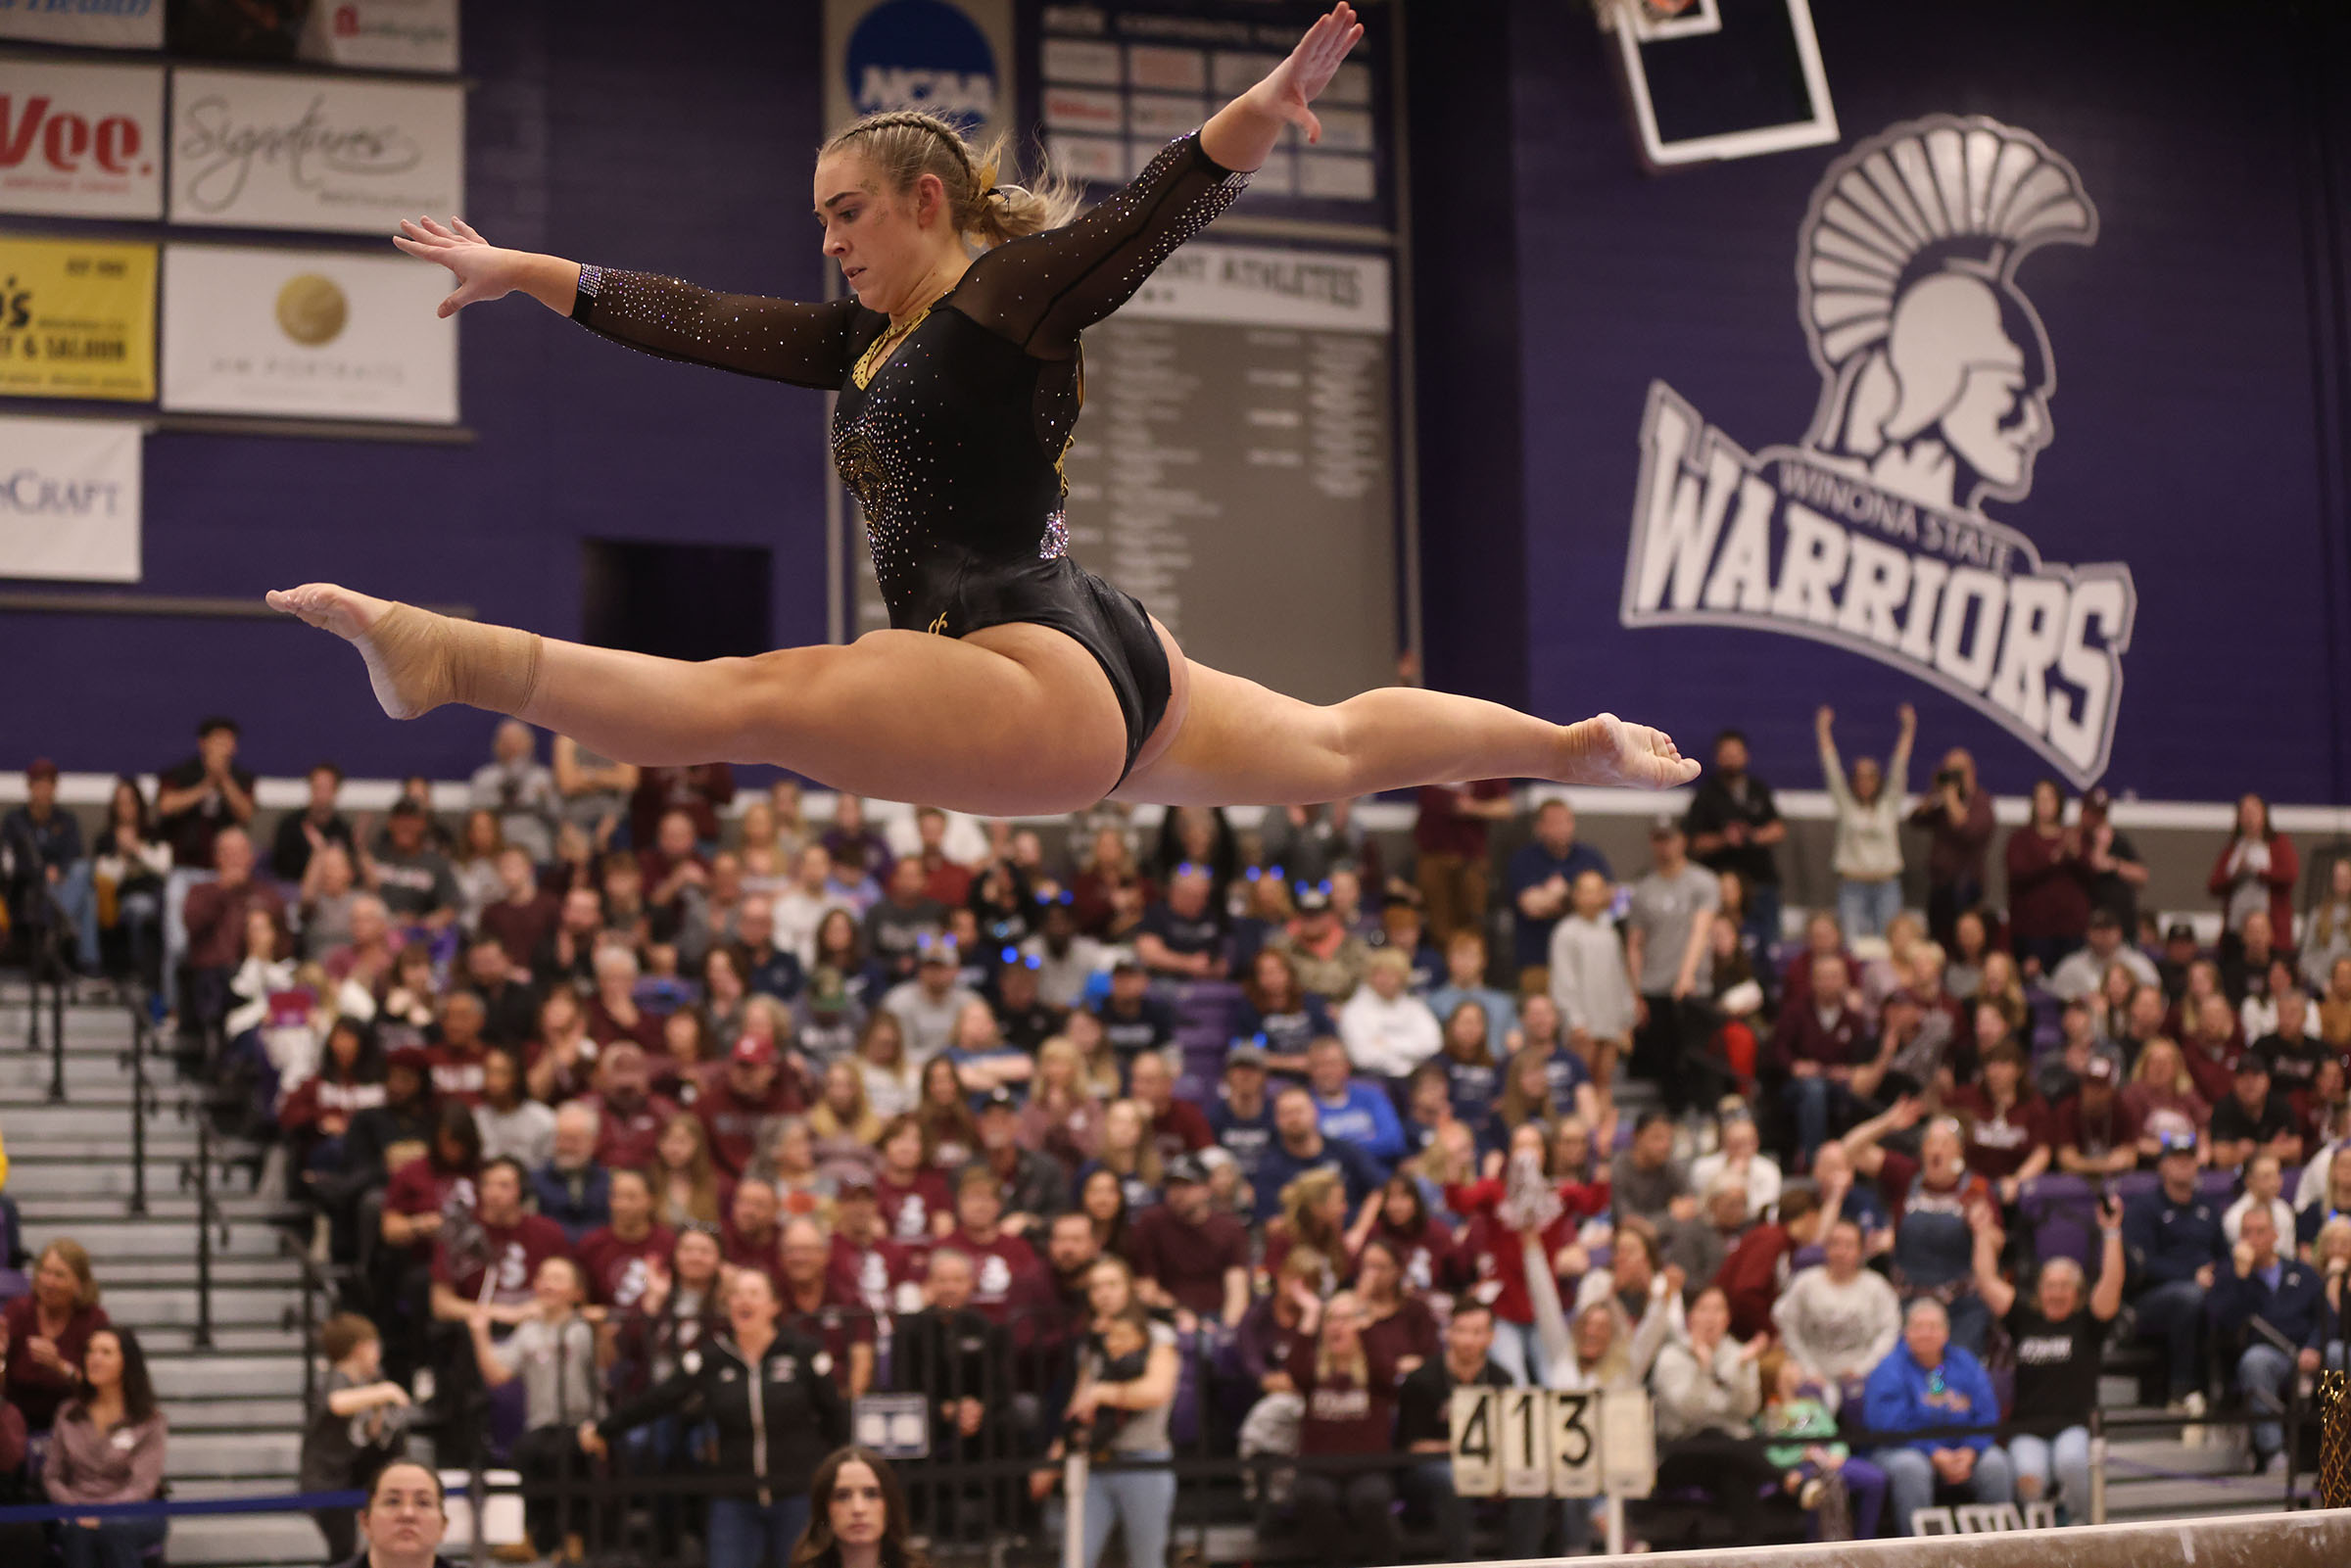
927;609;950;636
851;308;932;391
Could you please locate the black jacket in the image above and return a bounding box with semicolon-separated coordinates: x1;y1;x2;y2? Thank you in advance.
600;1329;848;1503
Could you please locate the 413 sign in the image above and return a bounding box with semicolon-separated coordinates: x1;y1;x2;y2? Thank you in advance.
1447;1386;1655;1500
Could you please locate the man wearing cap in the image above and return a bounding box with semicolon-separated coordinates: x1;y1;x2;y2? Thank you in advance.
2048;907;2159;1005
1092;957;1177;1061
1208;1043;1279;1196
941;1168;1047;1325
1624;816;1721;1114
1128;1052;1214;1165
965;1086;1068;1233
1252;1086;1383;1224
1135;862;1230;979
697;1035;803;1178
2053;1055;2141;1177
3;757;98;976
882;937;984;1061
2122;1137;2229;1414
1128;1155;1250;1327
366;798;462;938
2209;1056;2303;1172
1269;882;1372;1003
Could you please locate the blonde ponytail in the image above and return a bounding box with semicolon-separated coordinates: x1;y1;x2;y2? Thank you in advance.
822;112;1082;248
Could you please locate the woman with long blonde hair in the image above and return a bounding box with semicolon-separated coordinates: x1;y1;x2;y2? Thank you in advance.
1018;1035;1104;1169
275;6;1691;838
651;1113;725;1229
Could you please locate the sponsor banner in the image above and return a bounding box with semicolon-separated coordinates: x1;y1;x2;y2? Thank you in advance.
0;0;163;50
0;235;156;401
298;0;461;74
1617;116;2135;785
160;243;456;422
168;67;464;234
0;415;141;582
825;0;1015;142
0;60;166;220
1116;242;1389;334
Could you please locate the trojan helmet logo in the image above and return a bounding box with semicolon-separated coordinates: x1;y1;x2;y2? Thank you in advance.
1620;116;2136;786
1799;117;2095;512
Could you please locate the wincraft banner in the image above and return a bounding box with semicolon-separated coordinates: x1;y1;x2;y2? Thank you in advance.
161;243;456;422
298;0;460;74
0;235;157;401
168;68;464;234
0;60;167;220
0;0;164;51
0;415;142;582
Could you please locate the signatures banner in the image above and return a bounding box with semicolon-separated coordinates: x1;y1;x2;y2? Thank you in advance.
0;235;157;402
0;415;142;582
168;68;465;234
0;0;163;50
160;243;456;422
0;60;166;221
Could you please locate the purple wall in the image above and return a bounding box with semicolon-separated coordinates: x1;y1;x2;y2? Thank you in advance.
1419;0;2351;804
0;1;831;783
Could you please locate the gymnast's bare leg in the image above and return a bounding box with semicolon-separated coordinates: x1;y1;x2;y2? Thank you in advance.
264;585;1699;817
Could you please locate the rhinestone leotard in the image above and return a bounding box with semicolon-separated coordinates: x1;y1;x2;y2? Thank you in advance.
570;132;1250;781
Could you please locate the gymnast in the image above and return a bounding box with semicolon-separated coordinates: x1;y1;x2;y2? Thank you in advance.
269;4;1700;814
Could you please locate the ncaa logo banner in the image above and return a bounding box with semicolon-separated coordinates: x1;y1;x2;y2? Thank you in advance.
824;0;1013;142
1619;117;2136;786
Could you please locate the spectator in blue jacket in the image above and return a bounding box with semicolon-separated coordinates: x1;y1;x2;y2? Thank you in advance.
1862;1299;2013;1534
1251;1087;1384;1224
531;1103;613;1244
1304;1037;1406;1172
2211;1204;2327;1472
2122;1135;2229;1413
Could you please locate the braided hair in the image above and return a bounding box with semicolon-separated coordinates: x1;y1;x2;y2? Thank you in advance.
821;110;1081;248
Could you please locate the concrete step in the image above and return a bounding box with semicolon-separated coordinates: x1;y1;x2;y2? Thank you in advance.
87;1257;307;1287
101;1282;302;1331
0;1078;186;1109
32;1193;303;1224
24;1216;296;1259
4;1155;264;1200
4;1102;206;1138
11;1130;259;1161
0;1052;144;1090
168;1429;303;1478
165;1393;307;1431
138;1326;311;1354
152;1354;309;1400
164;1514;329;1568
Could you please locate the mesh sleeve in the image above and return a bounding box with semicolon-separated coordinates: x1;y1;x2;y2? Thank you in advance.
955;132;1250;358
572;265;873;390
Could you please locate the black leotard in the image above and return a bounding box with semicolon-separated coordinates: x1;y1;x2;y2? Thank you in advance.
569;132;1251;782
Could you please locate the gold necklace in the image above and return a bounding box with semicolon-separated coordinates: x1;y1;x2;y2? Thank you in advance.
851;308;931;390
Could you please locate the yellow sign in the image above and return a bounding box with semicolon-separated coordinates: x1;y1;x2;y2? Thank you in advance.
0;236;157;402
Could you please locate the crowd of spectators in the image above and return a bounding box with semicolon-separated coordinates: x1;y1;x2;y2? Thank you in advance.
5;709;2351;1565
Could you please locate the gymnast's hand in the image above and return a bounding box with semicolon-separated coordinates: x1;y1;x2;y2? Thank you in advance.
1248;4;1365;145
1562;713;1704;791
393;216;537;318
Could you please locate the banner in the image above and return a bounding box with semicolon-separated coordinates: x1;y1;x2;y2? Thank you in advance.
168;68;464;234
0;415;141;582
298;0;461;74
825;0;1014;142
0;0;163;50
160;244;456;422
0;235;157;401
0;60;166;220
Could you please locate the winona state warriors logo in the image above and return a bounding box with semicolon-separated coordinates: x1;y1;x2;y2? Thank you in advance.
1621;117;2136;784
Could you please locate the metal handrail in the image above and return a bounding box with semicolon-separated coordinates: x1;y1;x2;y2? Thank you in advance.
122;988;153;1216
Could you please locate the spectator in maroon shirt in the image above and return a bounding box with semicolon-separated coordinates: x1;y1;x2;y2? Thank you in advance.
1909;748;1995;949
1947;1041;2052;1203
585;943;664;1057
696;1034;803;1178
780;1216;876;1396
427;1158;572;1331
1354;1236;1439;1373
637;809;710;930
828;1180;921;1318
1413;781;1511;950
942;1168;1048;1326
181;827;286;1027
576;1168;676;1314
1716;1188;1825;1341
1776;952;1873;1168
2006;780;2093;979
911;806;974;907
3;1240;110;1432
424;991;492;1106
1777;911;1854;1012
479;848;560;974
1127;1051;1212;1165
1288;1290;1403;1567
2053;1056;2143;1176
1126;1154;1249;1326
382;1102;484;1269
721;1177;785;1291
628;763;734;851
589;1042;681;1171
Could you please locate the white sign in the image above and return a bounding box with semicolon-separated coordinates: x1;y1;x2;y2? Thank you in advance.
299;0;461;74
161;244;456;423
1550;1389;1601;1498
1619;115;2135;785
1121;243;1391;334
168;68;465;234
0;415;142;582
0;0;163;50
1448;1386;1656;1501
1448;1386;1500;1497
1498;1387;1549;1497
0;60;165;219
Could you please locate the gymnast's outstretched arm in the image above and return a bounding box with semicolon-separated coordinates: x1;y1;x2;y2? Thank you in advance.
391;214;871;389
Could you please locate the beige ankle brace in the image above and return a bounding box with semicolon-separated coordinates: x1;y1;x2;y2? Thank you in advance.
367;601;544;720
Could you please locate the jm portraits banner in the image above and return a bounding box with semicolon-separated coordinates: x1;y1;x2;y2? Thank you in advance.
0;235;157;401
0;0;163;50
0;60;166;220
0;415;142;582
161;245;456;422
826;0;1015;143
168;69;464;233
